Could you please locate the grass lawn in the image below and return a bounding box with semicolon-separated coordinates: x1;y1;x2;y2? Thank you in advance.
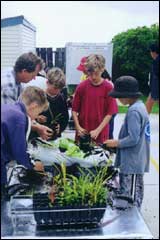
118;96;159;114
67;84;159;114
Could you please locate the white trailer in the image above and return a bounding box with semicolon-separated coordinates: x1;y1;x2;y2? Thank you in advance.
1;15;36;69
65;42;113;85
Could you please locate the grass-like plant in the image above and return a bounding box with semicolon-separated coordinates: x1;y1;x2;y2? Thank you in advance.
52;161;112;208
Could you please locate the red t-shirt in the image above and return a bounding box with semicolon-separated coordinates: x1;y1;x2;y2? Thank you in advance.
72;78;118;144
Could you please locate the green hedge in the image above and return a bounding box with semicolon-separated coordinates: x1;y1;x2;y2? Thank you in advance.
118;96;159;114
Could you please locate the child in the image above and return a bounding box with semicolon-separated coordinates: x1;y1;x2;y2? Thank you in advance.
77;56;88;82
72;54;118;144
33;67;69;140
1;86;49;190
105;76;150;209
77;59;117;140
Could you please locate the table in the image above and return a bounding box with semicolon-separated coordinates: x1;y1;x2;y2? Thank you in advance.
1;197;153;239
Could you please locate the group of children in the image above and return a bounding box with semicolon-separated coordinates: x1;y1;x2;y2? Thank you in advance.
1;52;150;209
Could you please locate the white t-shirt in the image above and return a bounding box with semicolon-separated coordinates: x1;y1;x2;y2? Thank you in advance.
22;76;47;90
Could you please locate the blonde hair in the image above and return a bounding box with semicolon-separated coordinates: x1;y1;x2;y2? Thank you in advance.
84;54;105;73
20;86;49;111
47;67;65;89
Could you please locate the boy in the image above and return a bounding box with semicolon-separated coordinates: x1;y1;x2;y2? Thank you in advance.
30;67;69;140
77;59;117;140
72;54;118;144
1;86;49;191
105;76;150;209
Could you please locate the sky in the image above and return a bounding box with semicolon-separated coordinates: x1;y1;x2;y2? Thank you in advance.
1;1;159;49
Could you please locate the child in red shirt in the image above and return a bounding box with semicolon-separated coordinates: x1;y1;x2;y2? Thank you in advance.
72;54;118;144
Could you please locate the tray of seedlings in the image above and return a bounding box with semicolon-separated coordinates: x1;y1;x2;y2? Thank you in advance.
10;161;117;228
33;163;112;227
10;134;118;228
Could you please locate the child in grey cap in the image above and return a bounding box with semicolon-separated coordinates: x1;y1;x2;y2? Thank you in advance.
104;76;150;210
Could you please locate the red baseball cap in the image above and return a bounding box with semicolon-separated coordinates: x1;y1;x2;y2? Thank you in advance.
77;57;87;72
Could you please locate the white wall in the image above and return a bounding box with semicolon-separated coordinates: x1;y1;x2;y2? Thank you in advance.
1;25;21;68
21;24;36;53
65;42;113;85
1;24;36;69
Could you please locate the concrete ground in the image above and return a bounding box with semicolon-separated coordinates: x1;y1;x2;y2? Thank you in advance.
113;114;159;239
63;113;159;239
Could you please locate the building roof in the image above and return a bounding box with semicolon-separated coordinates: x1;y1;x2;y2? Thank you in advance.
1;15;36;32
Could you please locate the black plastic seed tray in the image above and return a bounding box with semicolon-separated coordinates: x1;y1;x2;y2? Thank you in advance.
33;193;106;227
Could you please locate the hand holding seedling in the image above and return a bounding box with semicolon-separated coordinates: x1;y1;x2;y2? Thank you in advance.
104;139;119;147
34;161;45;172
36;115;47;124
77;126;88;136
55;123;60;135
37;125;53;140
90;128;101;140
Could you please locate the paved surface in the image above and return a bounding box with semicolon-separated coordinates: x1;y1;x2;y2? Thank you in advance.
113;114;159;239
64;113;159;239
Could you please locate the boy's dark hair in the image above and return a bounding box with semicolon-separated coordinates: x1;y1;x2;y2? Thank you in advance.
149;42;159;54
14;52;41;73
101;69;111;80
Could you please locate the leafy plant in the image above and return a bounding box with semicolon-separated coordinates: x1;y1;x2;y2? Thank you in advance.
59;138;75;150
59;138;85;159
52;162;112;207
50;113;63;125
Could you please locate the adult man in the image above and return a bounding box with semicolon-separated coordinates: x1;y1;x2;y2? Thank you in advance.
1;52;53;140
1;52;43;104
146;43;159;113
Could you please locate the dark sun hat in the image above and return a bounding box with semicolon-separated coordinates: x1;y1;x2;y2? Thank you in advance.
109;76;142;98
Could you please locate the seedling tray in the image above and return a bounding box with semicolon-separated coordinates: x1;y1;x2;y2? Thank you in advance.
33;193;106;227
10;195;106;228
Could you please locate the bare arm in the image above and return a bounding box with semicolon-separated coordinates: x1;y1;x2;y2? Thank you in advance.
72;111;88;136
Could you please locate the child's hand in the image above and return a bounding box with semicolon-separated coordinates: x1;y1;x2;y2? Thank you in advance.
34;161;44;172
55;123;60;135
37;115;47;124
90;129;100;140
77;126;88;136
104;139;119;147
37;125;53;140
